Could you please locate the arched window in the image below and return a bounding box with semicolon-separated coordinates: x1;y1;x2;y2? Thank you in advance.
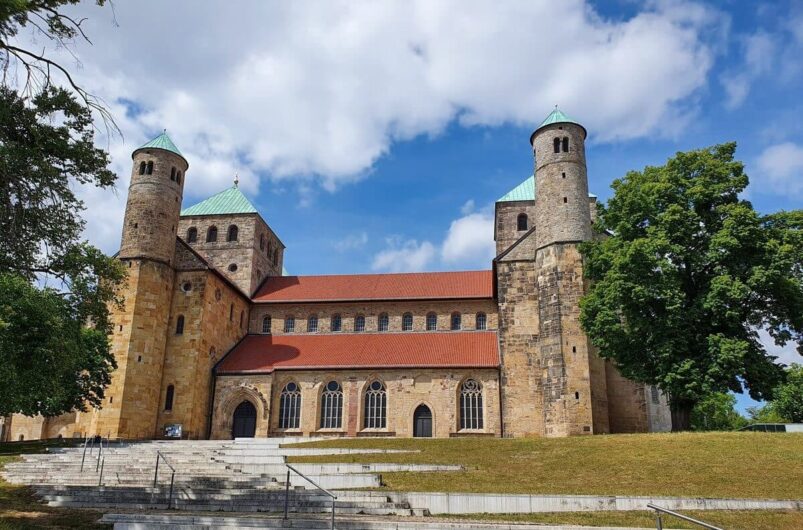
562;136;569;152
187;227;198;243
175;315;184;335
355;315;366;332
229;304;234;321
146;161;153;174
476;312;487;330
402;312;413;331
176;171;181;185
460;379;483;429
227;225;238;242
363;380;387;429
279;382;301;429
320;381;343;429
262;315;271;334
170;167;176;181
451;312;462;330
426;312;437;331
165;385;175;411
239;310;244;328
273;248;279;265
308;315;318;333
206;226;218;242
517;213;528;231
260;234;265;250
378;313;389;332
331;314;342;332
553;137;561;153
284;316;295;333
138;161;146;175
267;242;273;257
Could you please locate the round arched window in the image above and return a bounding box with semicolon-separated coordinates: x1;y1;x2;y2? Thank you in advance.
286;382;298;392
181;282;192;292
228;263;238;272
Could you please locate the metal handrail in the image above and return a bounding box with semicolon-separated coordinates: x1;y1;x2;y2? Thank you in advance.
95;437;105;472
80;435;91;472
153;450;176;509
647;504;723;530
284;464;337;530
98;455;105;486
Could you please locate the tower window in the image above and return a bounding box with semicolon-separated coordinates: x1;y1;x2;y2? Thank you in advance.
355;315;366;332
553;137;560;153
175;315;185;335
206;226;218;242
138;161;146;175
228;263;238;272
402;312;413;331
176;171;181;185
562;172;566;179
308;315;318;333
575;391;580;400
426;312;437;331
187;227;197;243
227;225;238;242
229;304;233;321
146;161;153;174
517;213;528;231
378;313;389;332
239;310;244;328
262;315;272;334
170;167;176;181
331;314;342;332
165;385;174;411
564;197;568;203
562;137;569;152
476;312;487;330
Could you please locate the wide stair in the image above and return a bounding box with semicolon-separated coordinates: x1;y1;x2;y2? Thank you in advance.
1;438;429;516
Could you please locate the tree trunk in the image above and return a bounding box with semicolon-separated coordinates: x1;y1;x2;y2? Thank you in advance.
670;399;695;431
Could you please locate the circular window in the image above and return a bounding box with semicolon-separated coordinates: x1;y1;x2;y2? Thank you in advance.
228;263;238;272
181;282;192;292
286;382;298;392
370;381;383;391
326;381;340;392
215;288;222;301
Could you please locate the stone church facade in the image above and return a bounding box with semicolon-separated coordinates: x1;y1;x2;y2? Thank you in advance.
1;110;670;442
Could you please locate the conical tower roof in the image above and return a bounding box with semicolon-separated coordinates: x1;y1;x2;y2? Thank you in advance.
530;108;586;143
180;185;259;216
135;131;186;162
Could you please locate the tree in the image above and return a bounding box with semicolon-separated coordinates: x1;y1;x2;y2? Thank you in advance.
771;364;803;423
579;143;803;430
0;1;124;418
690;392;747;431
746;403;787;424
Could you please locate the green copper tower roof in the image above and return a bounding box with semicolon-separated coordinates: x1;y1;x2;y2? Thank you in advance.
136;131;183;157
530;108;586;143
497;175;535;202
181;185;259;216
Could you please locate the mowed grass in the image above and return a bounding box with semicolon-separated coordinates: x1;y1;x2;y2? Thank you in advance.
286;432;803;499
0;441;109;529
440;510;803;529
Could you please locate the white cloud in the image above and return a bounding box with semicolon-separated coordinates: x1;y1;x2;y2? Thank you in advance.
11;1;724;252
758;329;802;367
721;32;777;109
441;212;495;267
371;238;436;272
333;232;369;252
755;142;803;195
460;200;476;216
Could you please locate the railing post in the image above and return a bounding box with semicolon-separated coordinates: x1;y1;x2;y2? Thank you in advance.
80;437;88;472
283;469;290;519
168;471;175;509
98;458;104;487
153;452;160;488
96;439;103;472
331;496;335;530
656;513;663;530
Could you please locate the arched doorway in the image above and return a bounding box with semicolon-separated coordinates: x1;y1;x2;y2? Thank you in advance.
232;401;257;438
413;404;433;438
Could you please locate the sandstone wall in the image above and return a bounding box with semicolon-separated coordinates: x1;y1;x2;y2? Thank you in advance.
495;201;536;255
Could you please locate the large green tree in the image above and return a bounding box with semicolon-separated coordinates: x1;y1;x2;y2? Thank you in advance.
690;392;747;431
579;143;803;430
771;364;803;423
0;1;123;418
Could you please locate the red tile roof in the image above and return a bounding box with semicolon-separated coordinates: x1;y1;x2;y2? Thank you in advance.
252;271;493;303
216;332;500;373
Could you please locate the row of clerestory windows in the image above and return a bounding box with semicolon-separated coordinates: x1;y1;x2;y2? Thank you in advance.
185;225;239;244
262;312;488;334
277;378;483;431
137;160;182;184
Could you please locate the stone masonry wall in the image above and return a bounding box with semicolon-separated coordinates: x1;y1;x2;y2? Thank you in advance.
495;201;536;255
211;369;500;439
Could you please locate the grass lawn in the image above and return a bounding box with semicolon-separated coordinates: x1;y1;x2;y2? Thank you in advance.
286;432;803;499
439;510;803;529
0;441;109;530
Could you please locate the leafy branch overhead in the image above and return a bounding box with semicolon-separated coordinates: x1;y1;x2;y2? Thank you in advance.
579;143;803;430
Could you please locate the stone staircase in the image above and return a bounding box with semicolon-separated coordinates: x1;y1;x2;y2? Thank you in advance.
1;438;444;517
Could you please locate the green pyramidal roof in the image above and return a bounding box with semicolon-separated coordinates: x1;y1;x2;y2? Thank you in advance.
137;132;183;157
539;108;580;128
497;175;535;202
181;186;258;216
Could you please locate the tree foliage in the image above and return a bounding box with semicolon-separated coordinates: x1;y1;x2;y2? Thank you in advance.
771;364;803;423
690;392;747;431
579;143;803;430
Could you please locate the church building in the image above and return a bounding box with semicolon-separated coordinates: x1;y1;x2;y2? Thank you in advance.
2;110;671;441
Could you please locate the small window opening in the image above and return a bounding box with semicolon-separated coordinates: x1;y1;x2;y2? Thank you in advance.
553;137;560;153
146;161;153;174
575;391;580;400
175;315;185;335
517;213;528;231
228;263;238;272
563;197;568;203
227;225;238;242
165;385;174;411
562;137;569;152
187;227;198;243
562;172;566;178
137;355;142;363
170;167;176;181
229;304;234;321
572;346;576;353
138;161;146;175
206;226;218;242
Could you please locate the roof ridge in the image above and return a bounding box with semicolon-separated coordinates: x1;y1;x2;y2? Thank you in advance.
181;185;259;216
277;270;491;279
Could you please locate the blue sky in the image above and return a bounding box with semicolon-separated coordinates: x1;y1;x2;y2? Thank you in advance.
18;1;801;410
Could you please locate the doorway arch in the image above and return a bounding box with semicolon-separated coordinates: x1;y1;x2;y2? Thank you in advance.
232;400;257;438
413;404;433;438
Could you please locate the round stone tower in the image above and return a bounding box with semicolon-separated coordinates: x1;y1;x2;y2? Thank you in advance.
530;109;592;250
119;132;188;265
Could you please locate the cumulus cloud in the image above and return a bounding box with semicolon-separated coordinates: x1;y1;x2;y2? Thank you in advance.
333;232;369;252
758;329;802;367
371;238;437;272
721;32;777;109
11;0;724;251
441;212;495;267
755;142;803;195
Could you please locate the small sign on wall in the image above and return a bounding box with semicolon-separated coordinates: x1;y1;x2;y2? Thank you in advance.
164;424;183;439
